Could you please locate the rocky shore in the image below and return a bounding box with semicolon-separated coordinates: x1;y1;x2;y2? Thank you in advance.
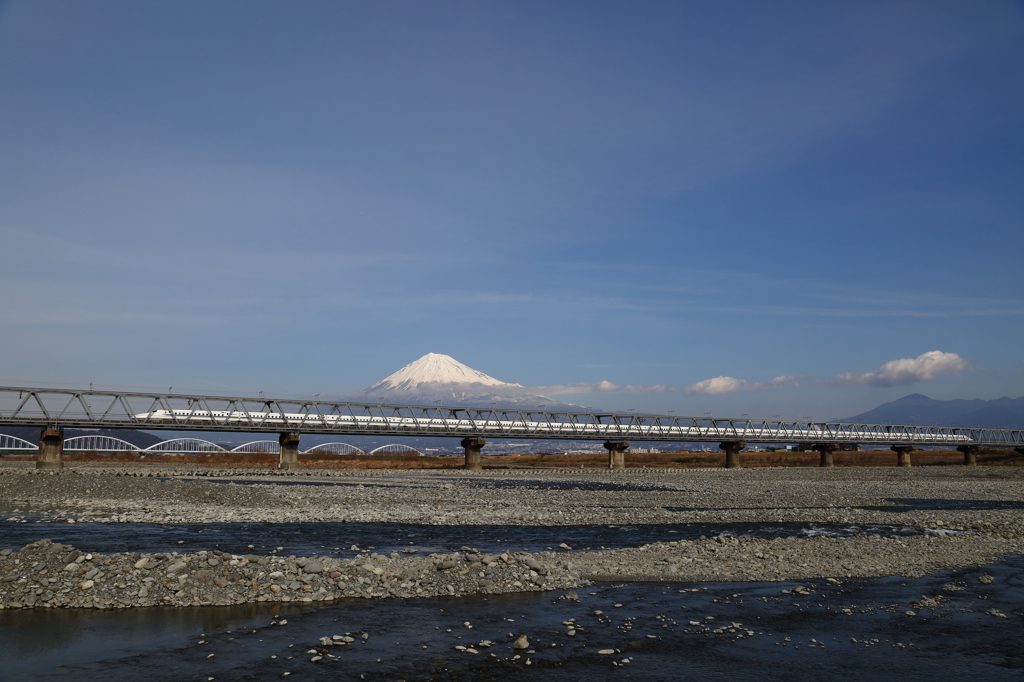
4;463;1024;529
3;530;1020;611
0;538;589;609
2;462;1023;610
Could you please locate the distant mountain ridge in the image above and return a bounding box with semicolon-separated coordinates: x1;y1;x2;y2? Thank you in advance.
844;393;1024;429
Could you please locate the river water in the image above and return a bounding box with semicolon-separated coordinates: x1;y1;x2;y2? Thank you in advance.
1;551;1022;681
1;515;1022;680
0;518;937;557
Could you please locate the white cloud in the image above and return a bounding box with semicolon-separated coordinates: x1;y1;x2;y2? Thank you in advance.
763;375;801;389
684;375;801;395
685;376;749;395
833;350;970;387
541;381;674;395
687;351;970;395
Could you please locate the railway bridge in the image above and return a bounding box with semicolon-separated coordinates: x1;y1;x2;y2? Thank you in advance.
2;386;1022;471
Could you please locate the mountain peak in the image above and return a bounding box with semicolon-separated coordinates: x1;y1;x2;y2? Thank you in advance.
365;353;523;393
359;353;570;408
888;393;934;404
845;393;1024;429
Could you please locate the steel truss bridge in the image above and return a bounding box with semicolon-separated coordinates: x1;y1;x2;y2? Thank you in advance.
1;385;1022;448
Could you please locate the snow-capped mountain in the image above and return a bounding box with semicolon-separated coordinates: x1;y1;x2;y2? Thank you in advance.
360;353;572;408
365;353;522;392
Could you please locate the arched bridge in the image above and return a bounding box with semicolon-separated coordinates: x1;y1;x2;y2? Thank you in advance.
368;444;424;456
5;435;377;456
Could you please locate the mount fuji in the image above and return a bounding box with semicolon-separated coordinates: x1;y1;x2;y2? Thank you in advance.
360;353;572;408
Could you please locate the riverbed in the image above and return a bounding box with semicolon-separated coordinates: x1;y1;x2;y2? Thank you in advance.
1;463;1022;679
3;555;1022;681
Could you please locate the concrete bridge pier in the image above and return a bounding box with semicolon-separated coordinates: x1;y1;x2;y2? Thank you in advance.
813;443;837;467
36;429;64;471
891;445;915;467
720;441;745;469
604;441;629;470
957;445;980;466
462;438;486;471
279;433;301;470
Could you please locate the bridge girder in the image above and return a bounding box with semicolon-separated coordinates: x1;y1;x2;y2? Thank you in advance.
0;386;1021;448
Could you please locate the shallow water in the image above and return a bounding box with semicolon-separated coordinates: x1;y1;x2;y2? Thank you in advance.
0;519;932;557
193;476;675;493
2;556;1022;681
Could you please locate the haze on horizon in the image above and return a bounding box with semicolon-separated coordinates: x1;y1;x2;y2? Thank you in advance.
0;0;1021;421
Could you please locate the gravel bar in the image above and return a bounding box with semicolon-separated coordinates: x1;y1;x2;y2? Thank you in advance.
2;463;1023;610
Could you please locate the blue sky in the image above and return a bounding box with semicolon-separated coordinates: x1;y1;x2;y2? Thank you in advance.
1;0;1022;420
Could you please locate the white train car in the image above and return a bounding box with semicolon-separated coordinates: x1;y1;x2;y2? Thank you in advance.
133;409;975;444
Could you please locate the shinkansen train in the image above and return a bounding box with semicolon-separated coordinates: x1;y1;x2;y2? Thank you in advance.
133;409;976;444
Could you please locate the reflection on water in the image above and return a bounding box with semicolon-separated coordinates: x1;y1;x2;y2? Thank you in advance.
2;556;1022;681
0;601;316;680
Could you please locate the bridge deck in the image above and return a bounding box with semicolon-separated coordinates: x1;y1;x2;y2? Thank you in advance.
2;386;1021;447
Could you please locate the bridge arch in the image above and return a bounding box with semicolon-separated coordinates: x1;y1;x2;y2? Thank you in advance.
0;434;36;451
64;435;139;452
144;438;226;453
304;443;367;456
368;444;424;456
231;441;280;454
